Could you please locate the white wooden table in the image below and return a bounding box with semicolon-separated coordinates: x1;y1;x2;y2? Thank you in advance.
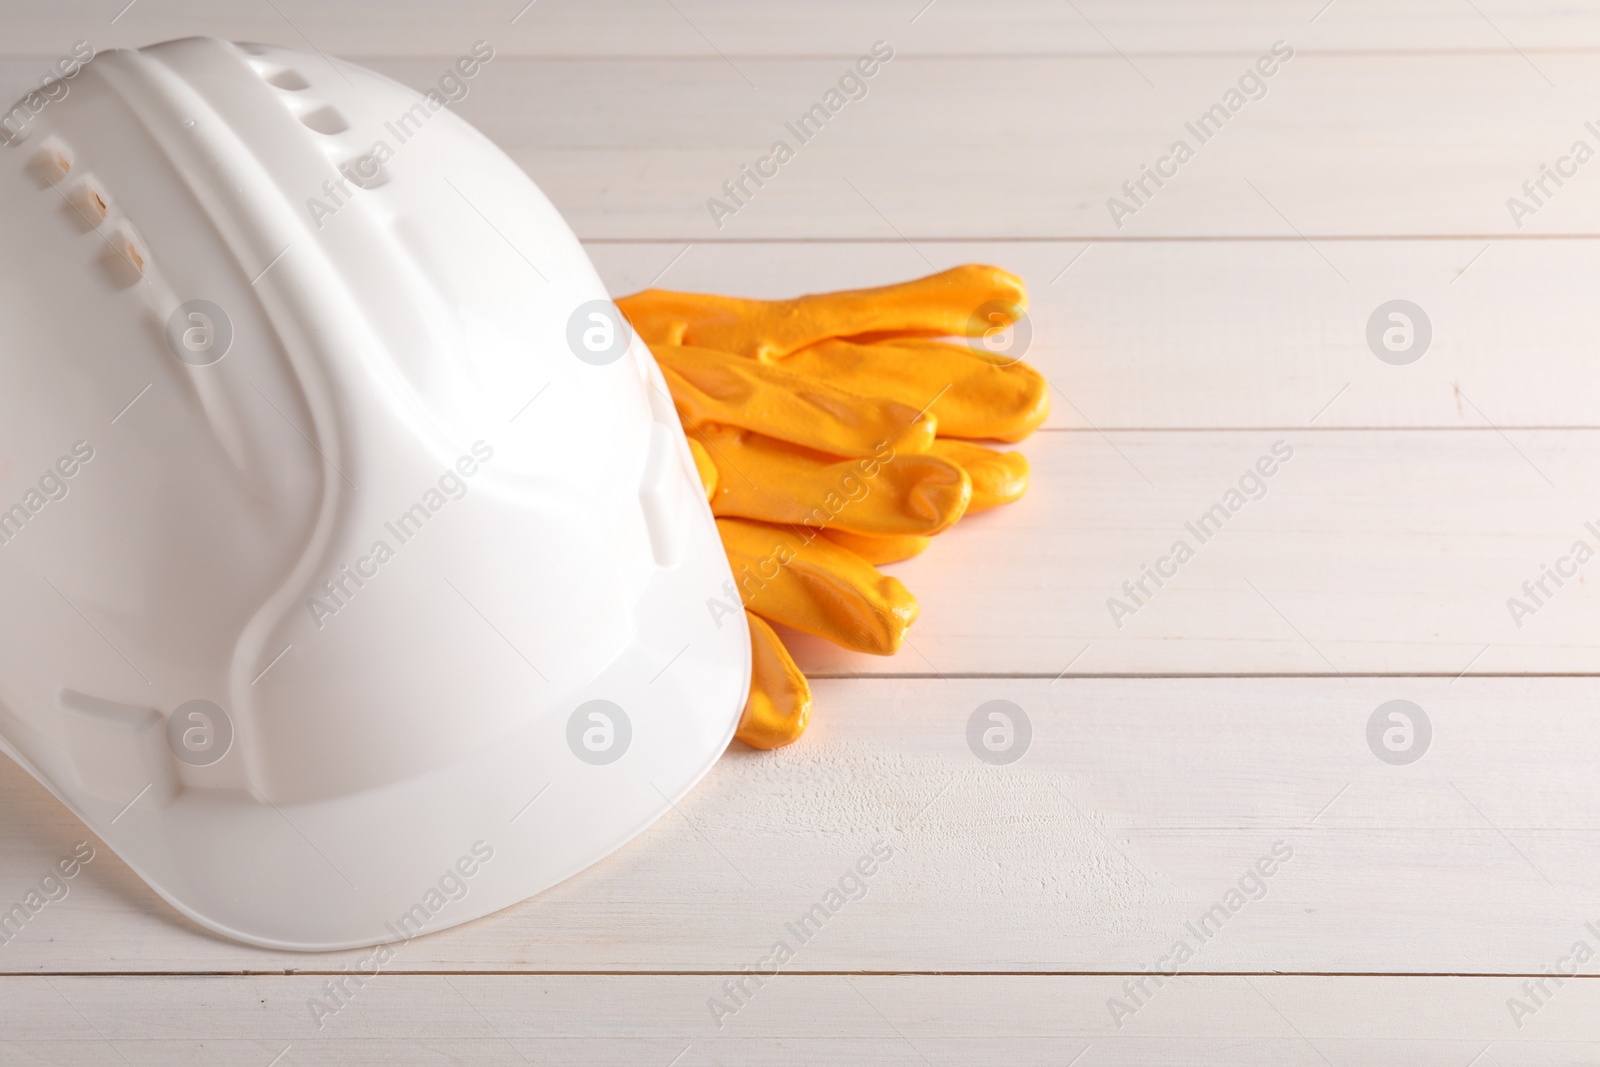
5;1;1600;1062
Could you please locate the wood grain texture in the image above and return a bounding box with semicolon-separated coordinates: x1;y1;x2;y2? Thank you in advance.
4;973;1598;1065
2;0;1600;56
428;52;1600;240
4;677;1597;976
589;239;1600;430
8;49;1600;239
0;1;1595;1060
778;428;1600;677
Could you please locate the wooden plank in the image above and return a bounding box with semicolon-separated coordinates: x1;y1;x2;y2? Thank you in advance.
2;8;1595;1058
5;676;1600;975
9;52;1600;239
5;0;1600;57
441;53;1600;240
588;238;1600;430
1;973;1597;1066
776;427;1600;676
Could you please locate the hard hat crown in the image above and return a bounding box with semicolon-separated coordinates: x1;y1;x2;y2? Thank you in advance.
0;38;747;950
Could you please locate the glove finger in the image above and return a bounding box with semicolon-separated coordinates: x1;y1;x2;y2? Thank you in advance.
781;337;1049;443
819;528;931;564
716;517;918;655
929;439;1030;513
619;264;1026;362
657;344;936;458
701;429;971;537
734;611;812;749
686;436;718;498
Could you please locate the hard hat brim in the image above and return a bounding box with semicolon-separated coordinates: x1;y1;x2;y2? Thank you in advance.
0;519;748;951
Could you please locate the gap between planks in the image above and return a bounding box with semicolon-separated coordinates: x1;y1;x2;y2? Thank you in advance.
8;969;1600;978
580;234;1600;243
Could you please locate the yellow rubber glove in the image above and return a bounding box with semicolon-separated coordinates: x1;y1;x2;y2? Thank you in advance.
778;337;1048;442
620;263;1028;363
656;344;938;458
621;265;1047;750
716;517;920;655
738;611;812;749
696;427;971;536
928;439;1030;513
820;529;931;564
686;439;817;747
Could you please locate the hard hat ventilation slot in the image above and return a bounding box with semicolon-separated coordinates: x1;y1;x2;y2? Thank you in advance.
26;136;73;186
95;223;149;289
265;68;311;91
63;176;112;232
112;223;148;275
47;168;155;285
299;106;350;136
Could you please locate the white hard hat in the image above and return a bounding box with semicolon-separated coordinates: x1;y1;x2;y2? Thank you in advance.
0;37;748;950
